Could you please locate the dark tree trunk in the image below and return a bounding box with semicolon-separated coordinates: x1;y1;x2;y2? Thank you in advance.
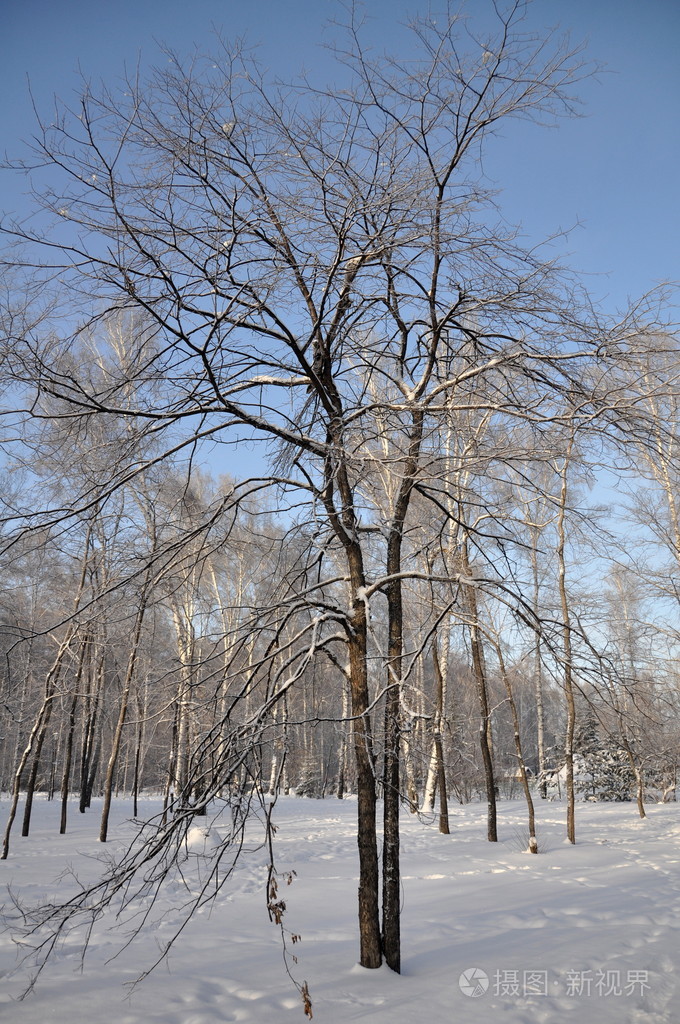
132;689;145;819
381;412;423;973
2;691;55;859
348;595;382;969
21;709;52;837
320;408;383;969
80;649;103;813
382;569;402;972
60;694;79;834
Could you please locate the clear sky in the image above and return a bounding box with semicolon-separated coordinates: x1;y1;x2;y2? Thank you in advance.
1;0;678;487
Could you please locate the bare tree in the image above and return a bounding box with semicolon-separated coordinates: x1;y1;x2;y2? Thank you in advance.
1;0;670;979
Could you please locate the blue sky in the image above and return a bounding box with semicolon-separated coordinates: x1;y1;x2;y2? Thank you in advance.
2;0;678;311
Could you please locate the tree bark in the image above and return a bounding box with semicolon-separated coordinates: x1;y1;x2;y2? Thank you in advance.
462;540;497;842
556;444;576;844
496;644;537;852
348;589;381;969
431;643;450;835
60;693;79;834
531;527;548;798
100;594;147;842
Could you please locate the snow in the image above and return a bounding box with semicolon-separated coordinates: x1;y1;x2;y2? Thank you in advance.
183;824;226;856
1;795;679;1022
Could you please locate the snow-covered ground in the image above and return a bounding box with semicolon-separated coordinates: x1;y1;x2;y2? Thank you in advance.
1;794;679;1023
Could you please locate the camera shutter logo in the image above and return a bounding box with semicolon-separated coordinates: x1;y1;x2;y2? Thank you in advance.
459;968;489;998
